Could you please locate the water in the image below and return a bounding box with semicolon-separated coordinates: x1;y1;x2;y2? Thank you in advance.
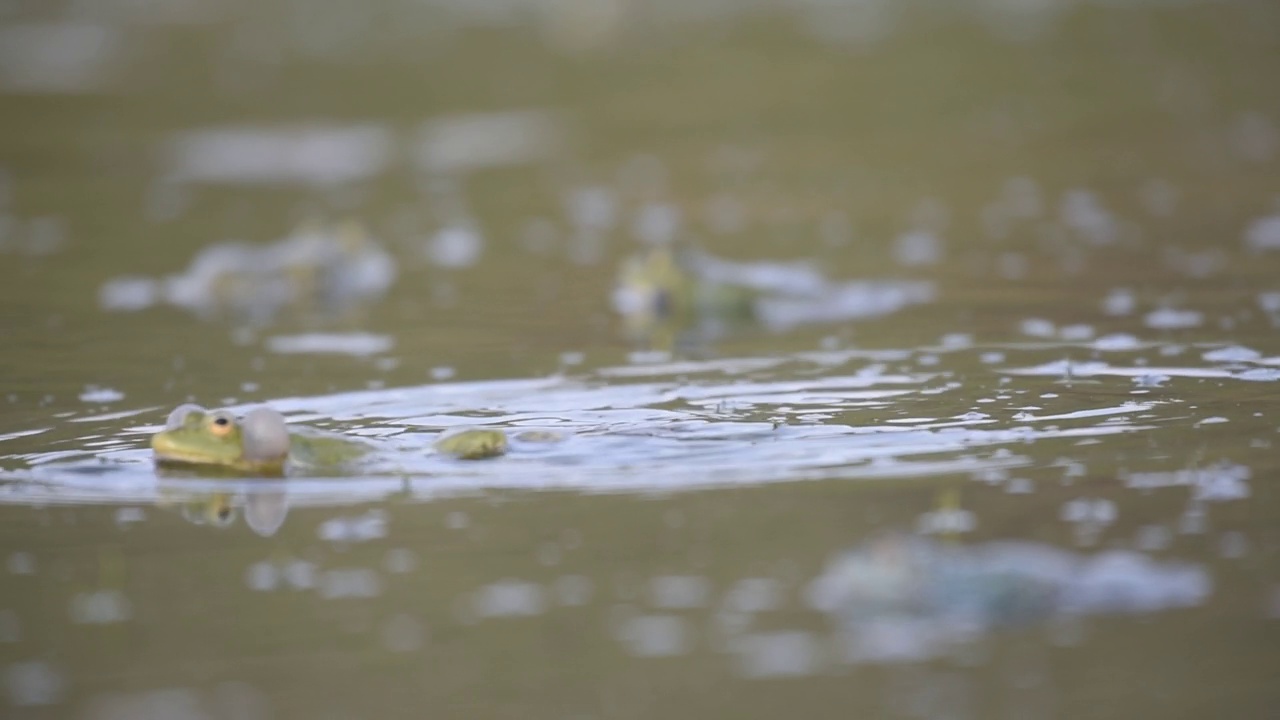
2;1;1280;718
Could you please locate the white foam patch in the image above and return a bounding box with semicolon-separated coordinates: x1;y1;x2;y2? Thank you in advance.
266;333;393;356
166;123;391;186
1145;308;1203;329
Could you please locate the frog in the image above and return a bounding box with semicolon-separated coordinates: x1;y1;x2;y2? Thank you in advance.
151;404;371;475
613;243;761;328
151;404;513;475
613;241;935;352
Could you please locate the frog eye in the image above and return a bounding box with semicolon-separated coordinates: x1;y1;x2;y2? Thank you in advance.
208;411;237;437
207;499;236;527
165;404;206;430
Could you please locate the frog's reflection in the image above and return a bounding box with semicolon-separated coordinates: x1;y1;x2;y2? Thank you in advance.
156;488;290;537
243;490;289;537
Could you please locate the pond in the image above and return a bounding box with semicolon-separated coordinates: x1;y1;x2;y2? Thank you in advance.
1;2;1279;718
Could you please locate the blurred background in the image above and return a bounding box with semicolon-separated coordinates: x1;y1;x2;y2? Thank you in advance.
2;0;1280;718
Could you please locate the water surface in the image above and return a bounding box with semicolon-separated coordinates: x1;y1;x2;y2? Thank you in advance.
2;2;1280;718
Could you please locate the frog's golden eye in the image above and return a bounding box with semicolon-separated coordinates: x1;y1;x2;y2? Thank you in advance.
209;413;235;437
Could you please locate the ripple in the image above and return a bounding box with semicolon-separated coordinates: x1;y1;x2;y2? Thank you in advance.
0;341;1272;508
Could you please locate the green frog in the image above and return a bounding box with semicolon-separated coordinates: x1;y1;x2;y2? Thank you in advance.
614;244;761;326
151;404;369;474
151;404;512;474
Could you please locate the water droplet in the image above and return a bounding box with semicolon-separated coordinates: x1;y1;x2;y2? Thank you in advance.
1020;318;1056;338
1134;525;1171;552
69;590;132;624
384;548;417;574
8;552;35;575
1218;531;1248;559
0;610;21;643
282;560;315;590
472;580;546;618
4;660;64;707
650;575;711;609
319;568;381;599
113;507;145;526
734;631;822;678
381;613;426;653
245;562;279;592
554;575;594;607
615;614;690;657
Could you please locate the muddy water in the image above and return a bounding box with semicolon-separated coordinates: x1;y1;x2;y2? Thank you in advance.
2;2;1280;719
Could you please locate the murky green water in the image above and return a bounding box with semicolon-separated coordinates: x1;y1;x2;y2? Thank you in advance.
3;2;1280;718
